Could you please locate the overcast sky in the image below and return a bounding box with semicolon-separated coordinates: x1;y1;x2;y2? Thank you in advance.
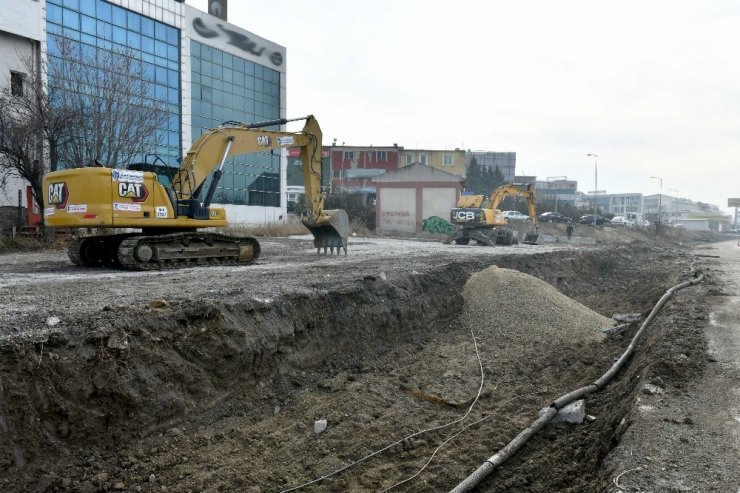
188;0;739;214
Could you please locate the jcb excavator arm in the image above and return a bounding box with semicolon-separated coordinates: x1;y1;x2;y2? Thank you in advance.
488;183;539;230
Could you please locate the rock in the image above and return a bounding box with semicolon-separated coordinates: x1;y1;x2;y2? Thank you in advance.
114;482;125;490
149;474;156;482
107;330;129;350
148;299;170;309
46;316;61;326
314;419;327;434
166;427;184;438
642;384;663;395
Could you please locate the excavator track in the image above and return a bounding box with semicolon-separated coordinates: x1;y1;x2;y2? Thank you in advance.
68;233;260;270
117;232;260;270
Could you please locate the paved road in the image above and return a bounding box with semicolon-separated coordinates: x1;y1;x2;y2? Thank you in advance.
705;241;740;456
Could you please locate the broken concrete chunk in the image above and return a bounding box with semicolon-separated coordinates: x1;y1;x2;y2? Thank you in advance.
313;419;327;434
46;316;61;327
540;400;586;424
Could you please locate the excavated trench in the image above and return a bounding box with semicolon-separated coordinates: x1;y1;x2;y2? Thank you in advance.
0;245;707;492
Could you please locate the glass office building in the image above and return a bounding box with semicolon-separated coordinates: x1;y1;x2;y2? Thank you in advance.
31;0;288;222
190;40;282;207
45;0;182;167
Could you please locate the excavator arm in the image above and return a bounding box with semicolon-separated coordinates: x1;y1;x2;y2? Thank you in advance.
171;115;348;253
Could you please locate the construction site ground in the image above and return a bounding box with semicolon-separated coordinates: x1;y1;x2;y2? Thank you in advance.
0;223;738;492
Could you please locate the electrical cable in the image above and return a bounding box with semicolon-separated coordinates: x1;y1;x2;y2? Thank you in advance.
278;328;486;493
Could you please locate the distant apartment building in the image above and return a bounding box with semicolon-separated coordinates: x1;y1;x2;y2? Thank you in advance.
645;194;731;230
465;151;516;183
607;193;643;216
400;148;466;177
328;145;401;192
534;178;578;206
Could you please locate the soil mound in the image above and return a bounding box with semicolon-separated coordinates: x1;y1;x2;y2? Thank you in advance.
463;266;611;346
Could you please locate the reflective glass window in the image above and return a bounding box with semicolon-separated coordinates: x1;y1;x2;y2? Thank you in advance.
47;4;63;24
62;9;80;30
111;5;126;27
141;17;154;37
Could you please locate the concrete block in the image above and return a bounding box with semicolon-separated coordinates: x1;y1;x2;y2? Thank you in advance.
560;237;597;245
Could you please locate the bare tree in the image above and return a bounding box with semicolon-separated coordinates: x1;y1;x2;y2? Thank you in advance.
0;37;171;225
50;38;170;168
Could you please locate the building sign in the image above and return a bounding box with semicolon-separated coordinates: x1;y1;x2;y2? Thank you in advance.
187;8;286;73
728;198;740;207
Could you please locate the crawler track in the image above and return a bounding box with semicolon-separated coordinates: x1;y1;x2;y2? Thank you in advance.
68;232;260;270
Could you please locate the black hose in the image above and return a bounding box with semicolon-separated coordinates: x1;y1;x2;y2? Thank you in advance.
450;273;704;493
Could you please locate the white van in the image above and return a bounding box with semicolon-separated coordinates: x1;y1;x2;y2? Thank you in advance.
286;186;305;212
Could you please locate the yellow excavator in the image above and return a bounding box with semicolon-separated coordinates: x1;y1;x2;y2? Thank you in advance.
445;183;541;246
42;115;349;269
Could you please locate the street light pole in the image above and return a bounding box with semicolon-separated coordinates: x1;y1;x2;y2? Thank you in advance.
587;154;599;226
650;176;663;224
668;188;678;224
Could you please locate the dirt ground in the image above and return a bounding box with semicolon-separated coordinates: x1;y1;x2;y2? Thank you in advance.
0;225;737;492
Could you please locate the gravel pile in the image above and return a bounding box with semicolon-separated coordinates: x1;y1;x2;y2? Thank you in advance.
463;266;611;346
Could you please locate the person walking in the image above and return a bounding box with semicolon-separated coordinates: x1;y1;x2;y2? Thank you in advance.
566;223;574;240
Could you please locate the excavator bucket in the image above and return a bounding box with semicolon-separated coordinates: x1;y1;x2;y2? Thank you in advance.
303;209;350;255
521;231;542;245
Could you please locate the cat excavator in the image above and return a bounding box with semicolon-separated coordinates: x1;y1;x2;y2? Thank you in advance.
42;115;349;269
445;183;541;246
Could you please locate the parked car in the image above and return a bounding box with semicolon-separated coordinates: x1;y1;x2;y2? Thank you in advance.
611;216;636;227
579;214;609;225
538;211;572;224
503;210;531;223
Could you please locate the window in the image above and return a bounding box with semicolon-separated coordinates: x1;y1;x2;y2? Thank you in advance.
420;153;427;165
10;72;24;97
343;150;354;160
443;153;453;166
376;150;387;161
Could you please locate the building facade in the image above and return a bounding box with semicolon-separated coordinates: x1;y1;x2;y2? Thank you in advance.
0;0;288;223
400;148;466;177
0;0;43;208
465;151;516;183
534;178;578;207
328;145;401;193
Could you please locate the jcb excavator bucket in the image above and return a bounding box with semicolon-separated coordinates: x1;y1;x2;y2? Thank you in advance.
303;209;350;255
521;231;542;245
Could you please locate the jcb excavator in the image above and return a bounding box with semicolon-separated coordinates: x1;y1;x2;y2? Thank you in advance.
445;183;541;246
42;115;349;269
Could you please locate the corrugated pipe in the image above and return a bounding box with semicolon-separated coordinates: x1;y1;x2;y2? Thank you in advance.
450;273;704;493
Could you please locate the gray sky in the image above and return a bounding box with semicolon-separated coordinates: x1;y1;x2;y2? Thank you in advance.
188;0;739;215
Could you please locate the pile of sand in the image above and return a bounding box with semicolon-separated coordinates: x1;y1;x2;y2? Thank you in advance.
463;266;611;346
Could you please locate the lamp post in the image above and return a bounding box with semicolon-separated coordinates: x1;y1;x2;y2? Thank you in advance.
650;176;662;224
587;153;598;225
